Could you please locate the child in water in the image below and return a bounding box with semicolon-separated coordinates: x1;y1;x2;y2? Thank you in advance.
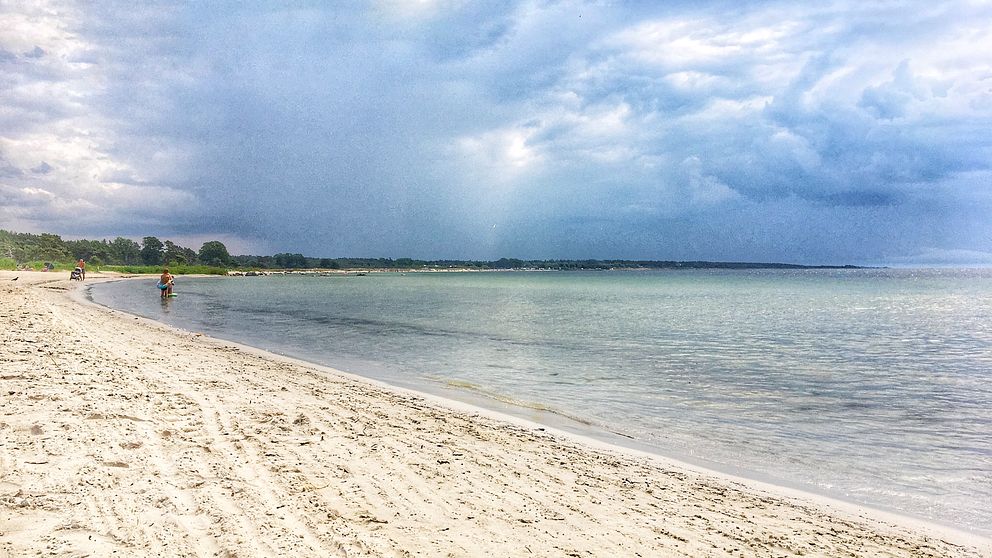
158;269;174;298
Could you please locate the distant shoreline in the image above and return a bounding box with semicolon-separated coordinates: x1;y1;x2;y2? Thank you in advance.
252;259;871;272
223;261;871;276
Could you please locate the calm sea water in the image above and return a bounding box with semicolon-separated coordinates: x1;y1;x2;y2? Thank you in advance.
88;269;992;534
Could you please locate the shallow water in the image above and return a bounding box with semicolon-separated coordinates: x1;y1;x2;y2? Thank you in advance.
89;269;992;533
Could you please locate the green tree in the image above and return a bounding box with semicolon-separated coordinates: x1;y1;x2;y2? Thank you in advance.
109;237;140;265
163;240;188;265
36;233;71;262
0;230;20;260
198;241;232;267
492;258;524;269
65;239;112;264
141;236;164;265
273;253;308;268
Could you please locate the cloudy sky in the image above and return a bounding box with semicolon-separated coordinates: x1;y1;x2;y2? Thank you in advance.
2;1;991;265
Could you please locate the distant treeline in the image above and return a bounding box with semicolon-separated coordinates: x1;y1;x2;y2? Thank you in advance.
0;229;234;269
235;257;858;271
1;229;857;271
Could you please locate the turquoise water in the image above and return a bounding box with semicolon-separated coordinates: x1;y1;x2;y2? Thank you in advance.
89;269;992;534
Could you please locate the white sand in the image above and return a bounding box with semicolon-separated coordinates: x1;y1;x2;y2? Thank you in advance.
1;270;988;557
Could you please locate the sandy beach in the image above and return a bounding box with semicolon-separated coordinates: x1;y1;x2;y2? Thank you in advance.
1;271;988;557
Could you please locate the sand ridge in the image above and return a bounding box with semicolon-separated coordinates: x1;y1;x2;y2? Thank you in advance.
0;271;988;557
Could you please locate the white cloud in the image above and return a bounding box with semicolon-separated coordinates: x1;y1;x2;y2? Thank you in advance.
663;70;728;92
680;155;740;206
457;125;543;174
608;19;743;68
602;13;808;79
0;0;202;234
686;96;772;121
769;128;821;170
565;101;631;137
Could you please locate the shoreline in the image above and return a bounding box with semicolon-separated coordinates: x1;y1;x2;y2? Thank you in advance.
2;270;989;556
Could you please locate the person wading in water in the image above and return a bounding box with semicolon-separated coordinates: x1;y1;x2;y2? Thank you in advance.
158;269;174;298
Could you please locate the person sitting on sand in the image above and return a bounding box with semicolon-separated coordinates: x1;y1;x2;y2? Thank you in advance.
158;269;174;298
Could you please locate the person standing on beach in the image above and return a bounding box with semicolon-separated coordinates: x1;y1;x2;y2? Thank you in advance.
158;269;174;298
76;258;86;280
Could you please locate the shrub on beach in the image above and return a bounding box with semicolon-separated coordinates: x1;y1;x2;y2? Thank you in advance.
0;257;15;270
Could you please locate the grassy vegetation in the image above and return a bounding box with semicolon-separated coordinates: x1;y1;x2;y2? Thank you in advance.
0;257;16;270
99;264;229;275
